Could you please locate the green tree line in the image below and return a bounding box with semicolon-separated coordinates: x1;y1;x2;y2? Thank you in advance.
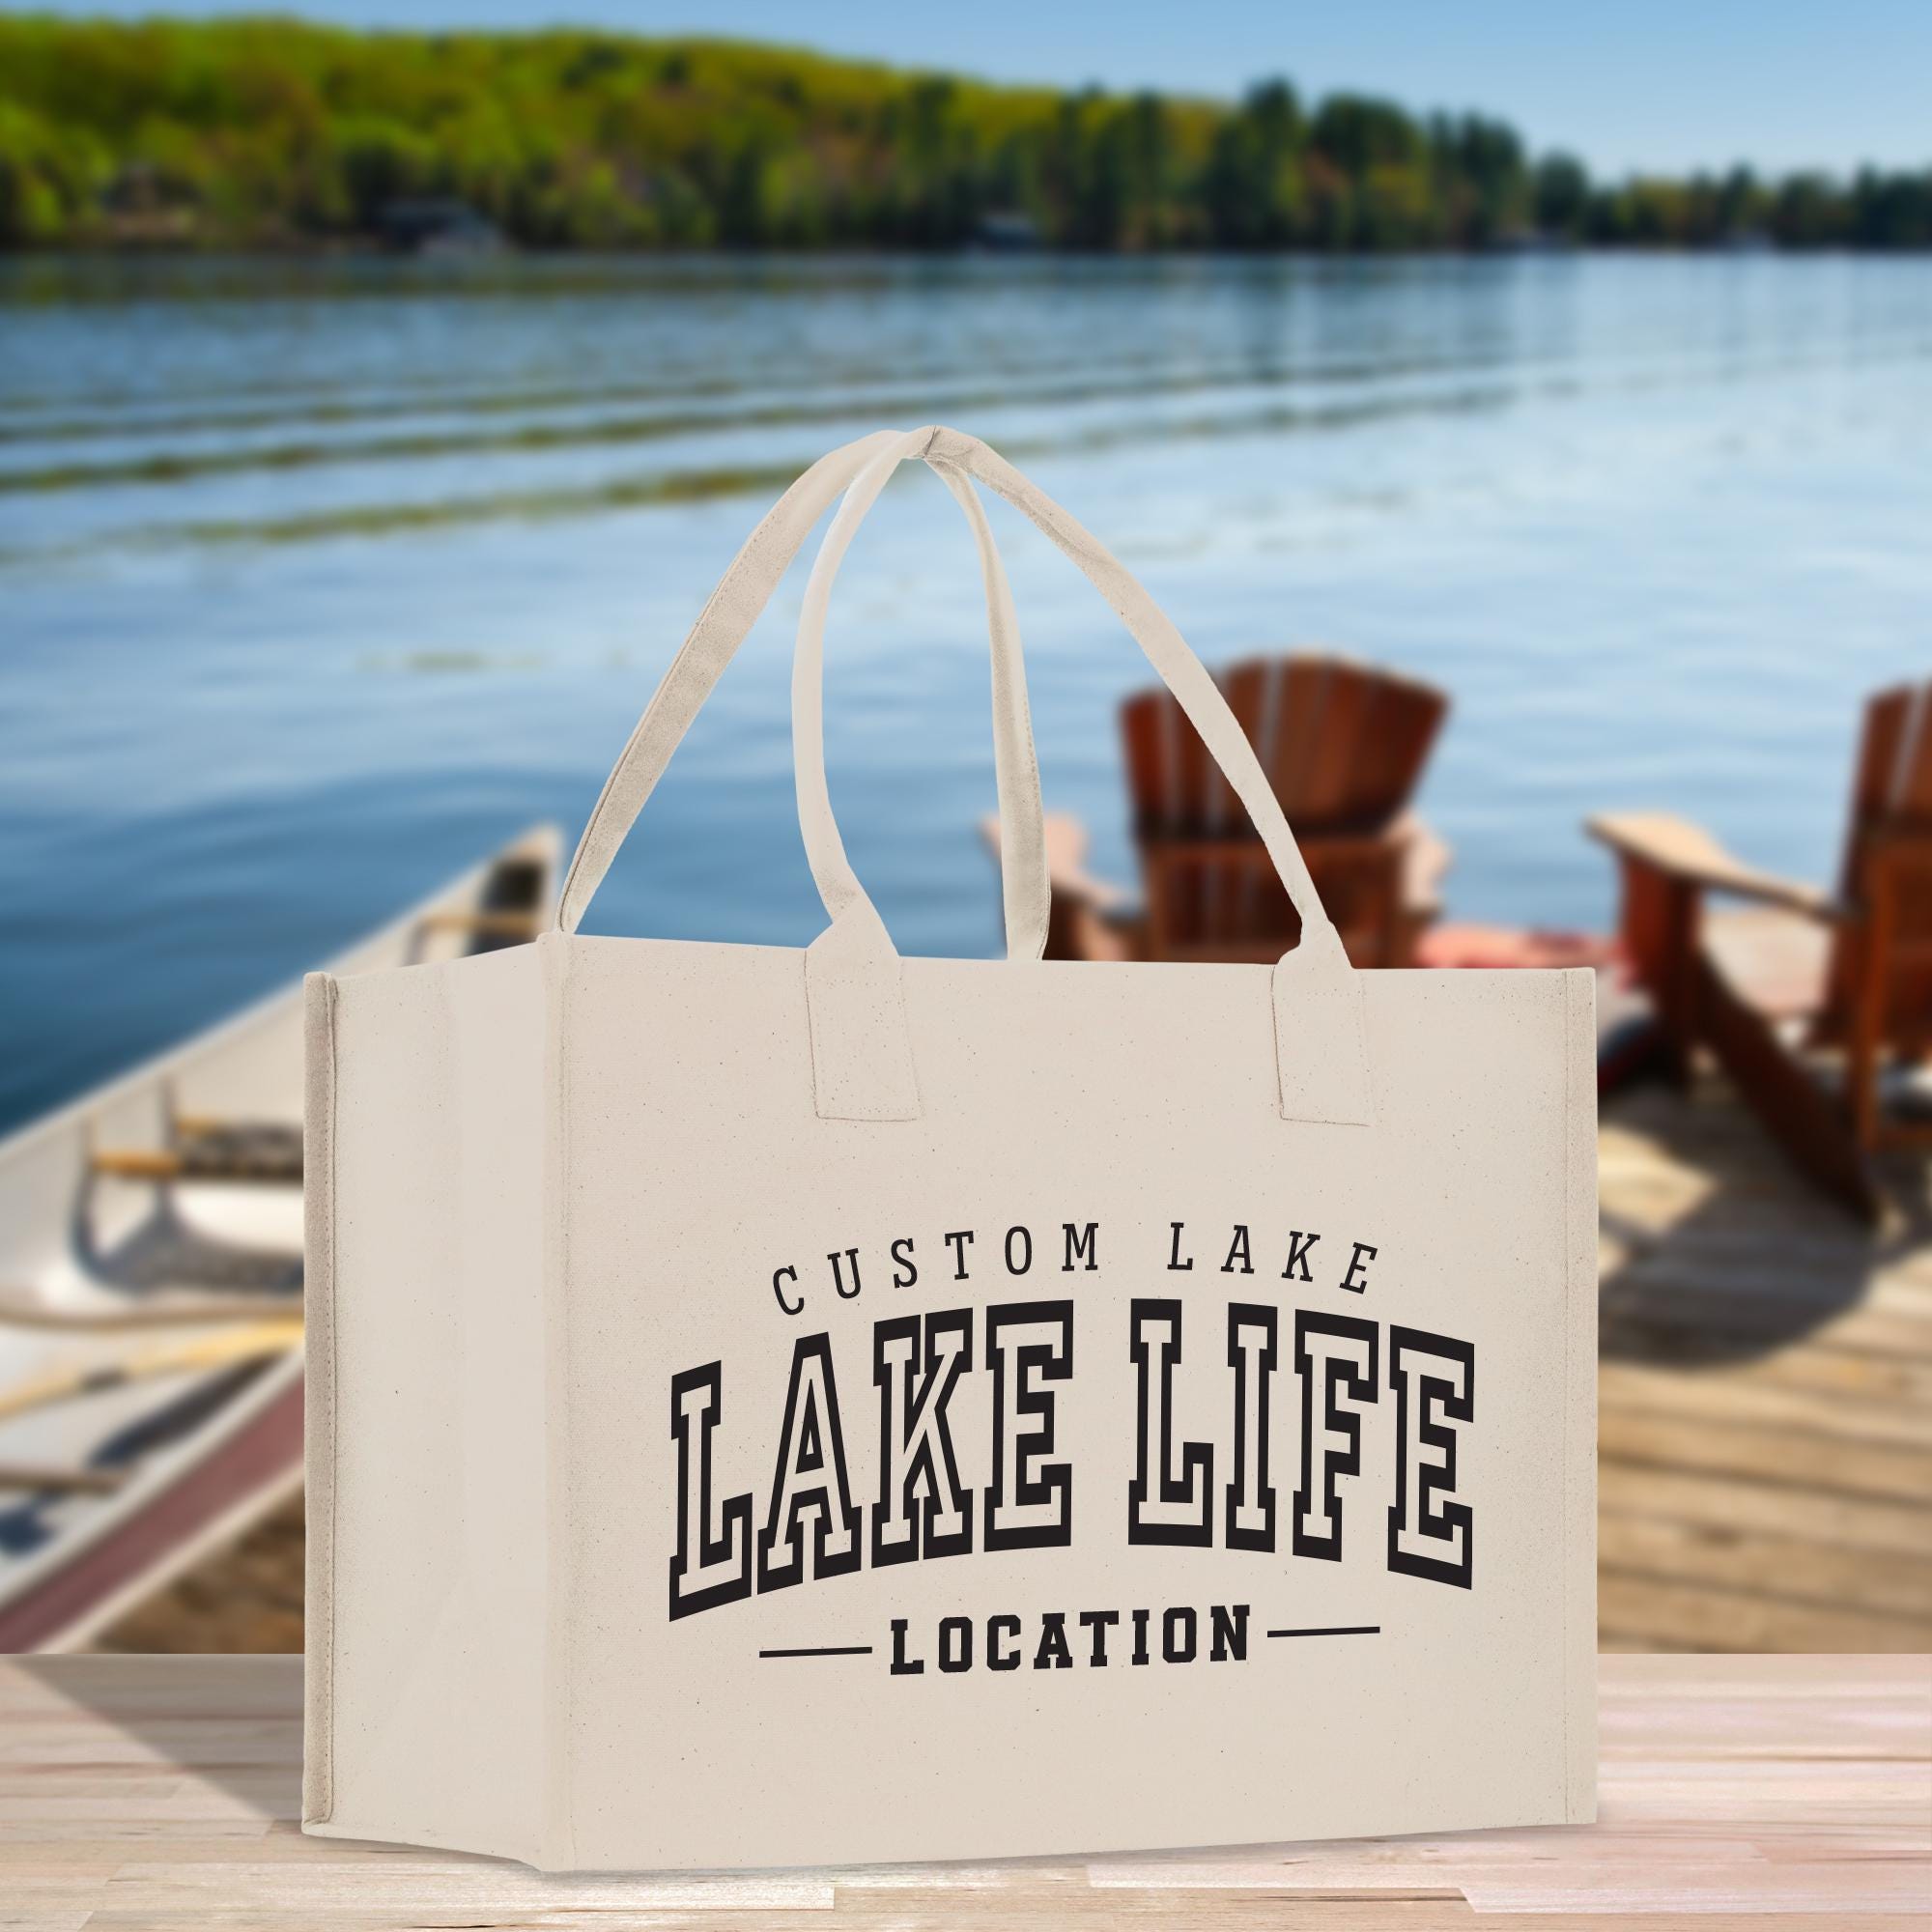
1;15;1926;251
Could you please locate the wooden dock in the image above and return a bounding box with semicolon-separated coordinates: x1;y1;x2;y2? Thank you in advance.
96;1076;1932;1656
1597;1076;1932;1652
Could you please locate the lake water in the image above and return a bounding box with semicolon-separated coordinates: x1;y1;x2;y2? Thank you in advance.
2;253;1928;1135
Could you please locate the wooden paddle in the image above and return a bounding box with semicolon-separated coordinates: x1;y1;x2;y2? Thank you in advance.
0;1288;302;1332
0;1321;303;1429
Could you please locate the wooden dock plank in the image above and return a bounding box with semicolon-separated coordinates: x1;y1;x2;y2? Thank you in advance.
1595;1406;1931;1504
1600;1574;1928;1652
1597;1511;1932;1623
1600;1360;1932;1449
1596;1460;1932;1561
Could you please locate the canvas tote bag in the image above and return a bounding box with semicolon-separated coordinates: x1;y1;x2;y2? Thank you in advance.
303;425;1597;1872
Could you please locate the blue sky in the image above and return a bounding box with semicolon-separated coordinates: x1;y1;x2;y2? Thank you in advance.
21;1;1929;178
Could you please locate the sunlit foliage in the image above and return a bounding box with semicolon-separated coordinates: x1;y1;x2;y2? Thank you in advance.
0;17;1925;251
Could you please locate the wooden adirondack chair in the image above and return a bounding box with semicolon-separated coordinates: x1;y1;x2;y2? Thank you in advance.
1590;679;1932;1220
995;654;1450;968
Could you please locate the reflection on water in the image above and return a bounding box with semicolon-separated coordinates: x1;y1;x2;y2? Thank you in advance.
2;253;1928;1131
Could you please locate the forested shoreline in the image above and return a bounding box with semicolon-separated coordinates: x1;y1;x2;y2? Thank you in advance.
2;15;1927;253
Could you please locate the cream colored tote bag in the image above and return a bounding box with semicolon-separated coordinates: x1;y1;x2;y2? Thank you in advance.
303;426;1597;1873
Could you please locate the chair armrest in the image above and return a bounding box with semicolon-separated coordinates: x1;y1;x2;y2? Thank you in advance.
979;812;1129;913
980;812;1140;961
1586;812;1846;922
1389;810;1452;915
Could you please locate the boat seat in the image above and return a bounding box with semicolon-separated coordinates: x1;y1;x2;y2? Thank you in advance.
416;908;541;940
91;1119;302;1187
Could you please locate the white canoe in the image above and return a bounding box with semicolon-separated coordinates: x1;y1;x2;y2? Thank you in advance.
0;825;561;1650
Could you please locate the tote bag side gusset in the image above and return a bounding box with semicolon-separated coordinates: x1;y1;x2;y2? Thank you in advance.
1561;965;1600;1823
536;926;580;1874
300;970;340;1833
301;948;554;1864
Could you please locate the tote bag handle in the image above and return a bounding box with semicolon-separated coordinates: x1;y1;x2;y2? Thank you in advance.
556;428;1050;957
557;426;1373;1132
790;426;1370;1127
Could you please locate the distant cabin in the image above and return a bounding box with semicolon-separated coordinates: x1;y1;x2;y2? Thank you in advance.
376;200;504;255
975;211;1041;251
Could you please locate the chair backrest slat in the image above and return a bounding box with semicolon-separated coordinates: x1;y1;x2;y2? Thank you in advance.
1825;680;1932;1051
1266;656;1333;826
1353;676;1450;823
1298;662;1378;822
1890;685;1932;819
1841;687;1912;891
